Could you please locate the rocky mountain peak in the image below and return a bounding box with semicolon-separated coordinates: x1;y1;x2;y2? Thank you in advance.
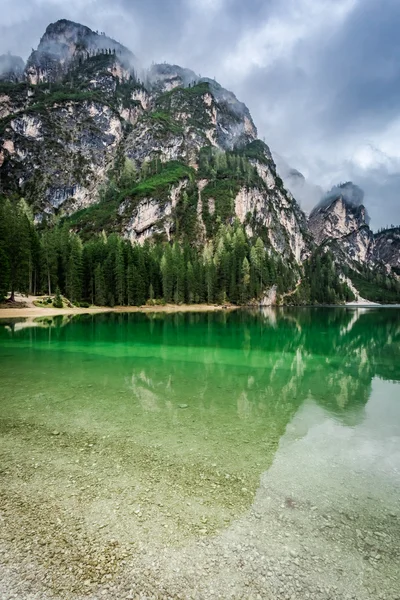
25;19;135;85
309;182;369;245
147;64;198;91
374;227;400;271
308;182;378;269
146;64;257;148
1;18;399;302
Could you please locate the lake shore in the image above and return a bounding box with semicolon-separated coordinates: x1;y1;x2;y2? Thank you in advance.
0;298;237;319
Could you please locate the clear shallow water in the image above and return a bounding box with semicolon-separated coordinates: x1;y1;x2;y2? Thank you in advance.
0;308;399;599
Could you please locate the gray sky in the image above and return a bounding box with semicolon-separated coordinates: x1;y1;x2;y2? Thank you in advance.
1;0;399;229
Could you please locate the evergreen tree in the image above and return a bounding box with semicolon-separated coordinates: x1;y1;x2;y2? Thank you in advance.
149;283;155;302
203;242;215;303
241;256;251;303
173;243;185;304
0;200;11;301
1;199;32;300
160;248;174;302
66;235;83;303
94;264;106;306
41;230;58;295
186;261;195;303
0;199;396;307
115;241;125;305
126;262;136;305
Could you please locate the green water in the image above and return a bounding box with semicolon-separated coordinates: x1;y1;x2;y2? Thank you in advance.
0;308;399;598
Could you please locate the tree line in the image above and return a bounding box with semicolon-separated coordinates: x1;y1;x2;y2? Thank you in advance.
1;197;365;307
0;197;302;306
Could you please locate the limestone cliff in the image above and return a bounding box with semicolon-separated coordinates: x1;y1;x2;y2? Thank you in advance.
0;19;311;266
308;183;400;286
25;19;135;85
373;228;400;272
308;193;374;265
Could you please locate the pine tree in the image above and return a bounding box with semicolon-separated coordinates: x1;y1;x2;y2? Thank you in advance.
173;243;185;304
29;226;41;295
135;250;147;306
126;262;134;305
2;200;32;300
115;241;125;305
254;237;265;289
186;261;195;303
41;230;58;295
94;264;106;306
0;200;11;301
241;257;251;303
66;235;83;303
58;224;71;293
160;248;174;302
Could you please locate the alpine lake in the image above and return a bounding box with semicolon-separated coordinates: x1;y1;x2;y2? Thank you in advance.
0;308;399;600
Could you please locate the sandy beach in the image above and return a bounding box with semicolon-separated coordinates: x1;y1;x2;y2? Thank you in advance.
0;295;236;319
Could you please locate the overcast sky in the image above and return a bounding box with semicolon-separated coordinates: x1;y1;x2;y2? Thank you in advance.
1;0;399;229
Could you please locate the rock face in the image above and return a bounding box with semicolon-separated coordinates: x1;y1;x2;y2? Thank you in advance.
373;228;400;271
0;19;398;280
1;100;124;215
124;68;258;169
147;64;258;149
0;19;312;265
310;198;363;245
121;180;188;244
309;183;368;245
308;183;399;273
25;19;135;85
233;182;309;262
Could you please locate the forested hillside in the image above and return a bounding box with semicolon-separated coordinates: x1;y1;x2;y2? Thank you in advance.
0;197;358;306
1;19;399;306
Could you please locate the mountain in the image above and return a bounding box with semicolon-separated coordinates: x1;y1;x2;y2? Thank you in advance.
25;19;136;85
308;183;400;302
374;227;400;272
308;183;373;263
0;19;309;265
0;20;398;306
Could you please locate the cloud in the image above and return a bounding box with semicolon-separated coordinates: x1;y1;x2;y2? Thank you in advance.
0;0;399;229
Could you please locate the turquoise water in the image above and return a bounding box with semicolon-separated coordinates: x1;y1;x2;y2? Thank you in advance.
0;307;399;598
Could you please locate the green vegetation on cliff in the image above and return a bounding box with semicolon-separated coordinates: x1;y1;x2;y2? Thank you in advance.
2;196;359;307
64;160;194;238
286;249;355;305
347;266;400;304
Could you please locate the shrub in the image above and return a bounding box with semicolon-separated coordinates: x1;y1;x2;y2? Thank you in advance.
53;287;63;309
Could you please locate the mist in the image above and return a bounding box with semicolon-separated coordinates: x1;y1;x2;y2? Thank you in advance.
312;182;370;225
0;0;399;228
0;53;24;78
